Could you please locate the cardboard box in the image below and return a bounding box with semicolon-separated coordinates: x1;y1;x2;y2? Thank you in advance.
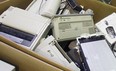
111;0;116;7
0;0;33;14
76;0;116;23
0;35;71;71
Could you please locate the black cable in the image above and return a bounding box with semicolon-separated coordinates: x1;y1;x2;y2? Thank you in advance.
111;43;116;57
60;3;69;14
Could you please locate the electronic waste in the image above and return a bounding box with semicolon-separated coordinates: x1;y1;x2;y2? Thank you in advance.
77;33;116;71
96;13;116;45
0;6;51;50
67;0;82;12
26;0;47;14
34;35;80;71
0;60;16;71
26;0;41;13
40;0;61;18
52;14;95;41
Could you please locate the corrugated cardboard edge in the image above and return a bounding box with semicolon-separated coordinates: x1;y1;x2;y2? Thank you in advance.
0;35;71;71
0;0;9;4
0;41;62;71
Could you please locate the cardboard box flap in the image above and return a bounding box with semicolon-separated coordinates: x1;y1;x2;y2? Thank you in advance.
0;35;71;71
76;0;116;23
0;41;63;71
0;0;33;14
